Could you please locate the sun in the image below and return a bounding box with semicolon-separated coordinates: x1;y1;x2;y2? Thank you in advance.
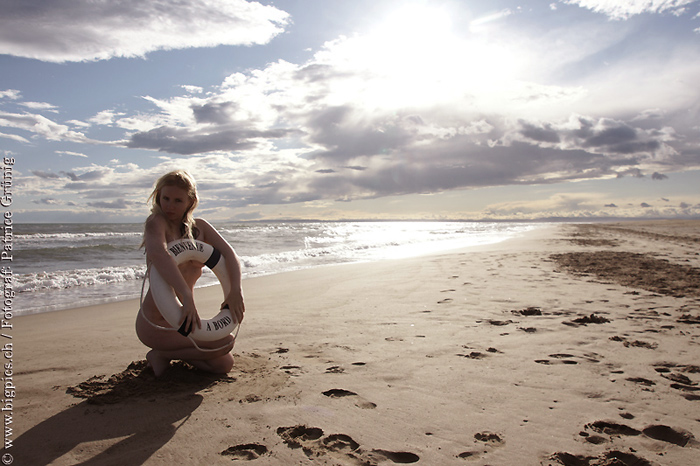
320;3;524;110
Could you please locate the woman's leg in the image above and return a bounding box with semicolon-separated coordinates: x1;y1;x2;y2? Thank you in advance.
136;312;234;376
146;337;234;375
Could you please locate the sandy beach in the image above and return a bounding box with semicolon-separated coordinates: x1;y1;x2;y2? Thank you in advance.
10;221;700;465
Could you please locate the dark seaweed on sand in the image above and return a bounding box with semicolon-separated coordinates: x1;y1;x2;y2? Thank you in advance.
551;251;700;298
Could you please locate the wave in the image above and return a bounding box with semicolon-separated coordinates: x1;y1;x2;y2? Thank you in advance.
15;265;147;293
19;242;140;256
17;231;142;240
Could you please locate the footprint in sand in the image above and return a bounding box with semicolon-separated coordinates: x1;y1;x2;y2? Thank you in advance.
678;314;700;324
370;449;420;463
457;351;487;360
625;377;656;387
322;388;377;409
578;432;608;445
660;372;696;386
670;382;700;400
550;450;652;466
474;431;505;445
484;319;513;326
457;450;482;459
220;443;269;460
322;433;360;452
519;327;538;333
277;425;419;464
654;362;700;395
457;346;502;360
585;420;641;437
642;424;696;447
584;419;697;446
280;365;302;376
457;431;505;459
535;353;601;366
609;336;658;349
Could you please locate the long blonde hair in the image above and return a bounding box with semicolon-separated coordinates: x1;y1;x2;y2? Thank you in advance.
143;170;199;244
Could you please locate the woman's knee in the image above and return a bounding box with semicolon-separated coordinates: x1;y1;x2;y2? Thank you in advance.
212;354;234;373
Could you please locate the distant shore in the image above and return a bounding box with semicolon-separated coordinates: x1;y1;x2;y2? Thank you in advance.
12;221;700;465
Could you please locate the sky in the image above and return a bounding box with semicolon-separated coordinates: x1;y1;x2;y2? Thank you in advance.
1;0;700;223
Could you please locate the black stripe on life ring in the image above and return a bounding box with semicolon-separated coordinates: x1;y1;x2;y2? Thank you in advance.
177;320;192;337
204;247;221;269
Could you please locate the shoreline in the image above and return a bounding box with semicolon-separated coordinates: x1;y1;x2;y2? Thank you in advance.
16;223;548;317
11;221;700;465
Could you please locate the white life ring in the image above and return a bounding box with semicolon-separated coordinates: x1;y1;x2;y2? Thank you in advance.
149;239;239;342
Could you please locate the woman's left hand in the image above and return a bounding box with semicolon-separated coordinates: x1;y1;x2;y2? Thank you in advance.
223;289;245;324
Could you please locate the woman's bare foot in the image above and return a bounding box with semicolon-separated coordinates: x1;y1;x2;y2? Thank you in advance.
146;350;171;377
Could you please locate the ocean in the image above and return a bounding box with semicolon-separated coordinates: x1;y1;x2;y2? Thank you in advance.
11;221;543;316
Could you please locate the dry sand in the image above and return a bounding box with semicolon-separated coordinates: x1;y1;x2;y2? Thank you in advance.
9;221;700;465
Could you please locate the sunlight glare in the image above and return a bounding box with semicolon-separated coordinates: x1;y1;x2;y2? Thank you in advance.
320;4;524;110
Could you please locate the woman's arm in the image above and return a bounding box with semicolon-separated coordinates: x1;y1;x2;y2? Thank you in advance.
144;214;201;332
196;218;245;323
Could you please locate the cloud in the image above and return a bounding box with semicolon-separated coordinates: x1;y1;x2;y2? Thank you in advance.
56;150;88;158
86;199;133;209
60;169;110;182
0;0;289;63
31;168;110;184
89;110;125;126
32;198;63;205
0;131;30;143
478;191;700;220
482;192;611;219
80;27;696;208
31;170;61;180
561;0;698;20
0;110;91;142
0;89;21;100
515;115;675;159
181;85;204;95
31;170;62;180
192;101;240;125
125;125;295;155
66;120;91;128
18;101;58;112
20;147;700;222
21;162;164;220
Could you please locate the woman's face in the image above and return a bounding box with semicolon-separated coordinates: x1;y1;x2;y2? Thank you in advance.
159;185;192;222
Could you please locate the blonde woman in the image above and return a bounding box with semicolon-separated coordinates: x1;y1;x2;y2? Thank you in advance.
136;170;245;376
